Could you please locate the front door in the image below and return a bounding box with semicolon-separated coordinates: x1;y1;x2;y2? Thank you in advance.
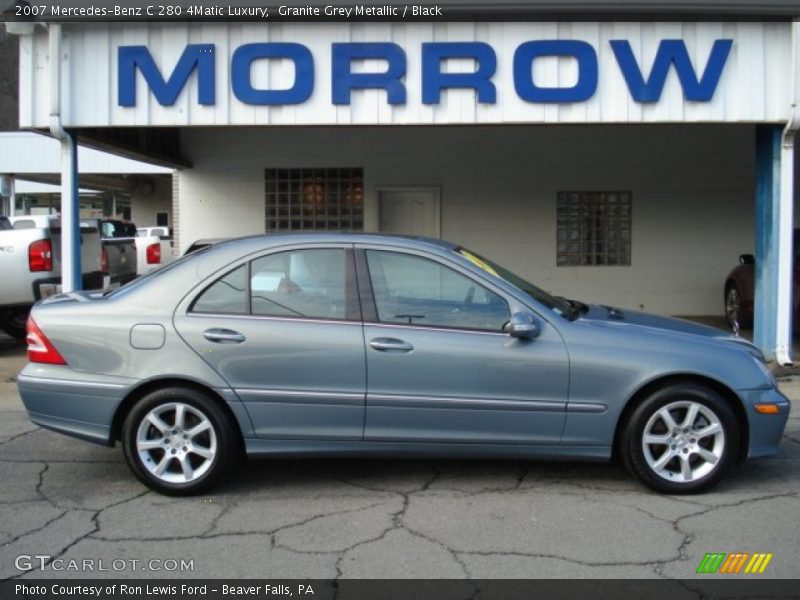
359;247;569;444
174;245;366;440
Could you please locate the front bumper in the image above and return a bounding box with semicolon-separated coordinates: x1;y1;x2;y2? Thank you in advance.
740;386;791;458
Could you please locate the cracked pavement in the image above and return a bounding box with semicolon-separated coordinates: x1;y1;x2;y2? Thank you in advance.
1;334;799;580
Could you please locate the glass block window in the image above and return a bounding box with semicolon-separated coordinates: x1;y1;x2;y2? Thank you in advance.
265;168;364;232
556;191;632;266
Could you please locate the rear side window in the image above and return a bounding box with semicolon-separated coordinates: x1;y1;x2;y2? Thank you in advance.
189;248;355;320
191;265;247;314
250;249;346;319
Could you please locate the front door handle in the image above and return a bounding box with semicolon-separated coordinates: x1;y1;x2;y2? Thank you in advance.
368;337;414;353
204;328;246;344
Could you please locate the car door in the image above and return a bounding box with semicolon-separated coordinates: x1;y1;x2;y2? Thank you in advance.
173;245;366;440
358;246;569;444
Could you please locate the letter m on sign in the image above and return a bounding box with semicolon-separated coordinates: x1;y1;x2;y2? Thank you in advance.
610;39;732;103
118;45;215;107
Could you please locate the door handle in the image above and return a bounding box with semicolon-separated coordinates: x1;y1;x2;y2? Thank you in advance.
204;328;246;344
368;337;414;353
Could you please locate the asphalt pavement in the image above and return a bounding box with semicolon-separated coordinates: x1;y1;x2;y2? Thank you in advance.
1;332;799;580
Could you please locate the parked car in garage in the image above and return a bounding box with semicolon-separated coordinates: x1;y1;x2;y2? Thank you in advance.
17;234;788;495
0;215;104;339
183;238;226;256
723;229;800;331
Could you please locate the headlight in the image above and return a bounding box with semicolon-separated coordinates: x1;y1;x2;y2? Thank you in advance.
723;338;776;386
725;337;766;362
753;356;778;386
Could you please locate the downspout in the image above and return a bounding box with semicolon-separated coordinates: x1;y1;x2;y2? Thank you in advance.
48;23;81;293
774;20;800;365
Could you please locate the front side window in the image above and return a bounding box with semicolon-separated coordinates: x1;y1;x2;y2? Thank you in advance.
366;250;510;332
250;249;347;320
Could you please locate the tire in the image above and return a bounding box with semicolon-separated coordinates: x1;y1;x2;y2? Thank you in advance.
122;387;238;495
2;308;29;341
620;383;739;494
724;283;751;331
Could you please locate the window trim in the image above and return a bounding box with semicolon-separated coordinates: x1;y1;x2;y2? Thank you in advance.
187;245;361;323
357;247;512;335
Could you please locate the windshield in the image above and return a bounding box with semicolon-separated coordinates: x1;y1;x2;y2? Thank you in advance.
456;248;573;318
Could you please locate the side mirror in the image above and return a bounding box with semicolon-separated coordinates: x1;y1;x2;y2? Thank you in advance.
740;254;755;265
506;312;541;339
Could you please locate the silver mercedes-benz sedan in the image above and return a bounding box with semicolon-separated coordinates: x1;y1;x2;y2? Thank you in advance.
17;234;789;495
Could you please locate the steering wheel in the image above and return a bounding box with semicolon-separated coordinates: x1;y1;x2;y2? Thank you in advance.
463;285;476;310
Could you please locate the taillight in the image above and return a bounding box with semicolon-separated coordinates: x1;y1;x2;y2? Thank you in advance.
100;247;108;274
26;317;67;365
28;239;52;272
146;242;161;264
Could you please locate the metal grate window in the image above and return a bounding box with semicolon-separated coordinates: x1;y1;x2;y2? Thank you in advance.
265;168;364;232
556;191;632;266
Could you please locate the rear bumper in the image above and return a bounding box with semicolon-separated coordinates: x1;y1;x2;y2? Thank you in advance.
740;386;791;458
16;365;131;446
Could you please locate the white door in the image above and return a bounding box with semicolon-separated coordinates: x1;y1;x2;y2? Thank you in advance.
378;188;440;238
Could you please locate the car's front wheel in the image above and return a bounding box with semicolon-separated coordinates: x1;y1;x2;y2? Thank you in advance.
122;387;237;495
621;383;739;494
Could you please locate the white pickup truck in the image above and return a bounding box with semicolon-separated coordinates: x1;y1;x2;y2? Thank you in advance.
0;215;105;339
135;226;176;275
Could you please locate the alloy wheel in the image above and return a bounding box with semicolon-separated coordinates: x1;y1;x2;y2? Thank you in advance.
641;400;725;483
136;402;218;484
725;287;741;329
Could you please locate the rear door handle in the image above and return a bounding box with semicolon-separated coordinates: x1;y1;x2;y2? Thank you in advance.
204;328;246;344
368;337;414;353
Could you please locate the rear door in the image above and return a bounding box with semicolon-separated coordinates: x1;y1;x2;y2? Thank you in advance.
174;245;366;440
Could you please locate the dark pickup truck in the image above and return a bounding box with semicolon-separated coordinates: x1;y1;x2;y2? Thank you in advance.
98;219;138;288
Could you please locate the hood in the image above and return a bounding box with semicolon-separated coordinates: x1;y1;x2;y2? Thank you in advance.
581;304;734;340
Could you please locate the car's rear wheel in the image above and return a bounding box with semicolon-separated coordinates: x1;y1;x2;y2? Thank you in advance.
122;387;237;495
621;383;739;494
725;284;750;330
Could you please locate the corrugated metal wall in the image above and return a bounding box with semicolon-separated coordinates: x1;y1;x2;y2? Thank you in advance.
19;21;792;128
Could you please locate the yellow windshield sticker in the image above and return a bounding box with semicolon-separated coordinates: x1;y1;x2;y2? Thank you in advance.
459;250;499;276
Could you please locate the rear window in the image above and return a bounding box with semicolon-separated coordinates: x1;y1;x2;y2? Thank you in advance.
13;219;36;230
102;221;137;238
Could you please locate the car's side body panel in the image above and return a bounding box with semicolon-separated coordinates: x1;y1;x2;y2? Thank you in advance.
14;233;790;471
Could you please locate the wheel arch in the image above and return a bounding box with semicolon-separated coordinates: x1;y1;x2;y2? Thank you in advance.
111;377;245;444
613;374;749;463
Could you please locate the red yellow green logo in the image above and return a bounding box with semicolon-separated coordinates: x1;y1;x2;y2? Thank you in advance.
696;552;773;574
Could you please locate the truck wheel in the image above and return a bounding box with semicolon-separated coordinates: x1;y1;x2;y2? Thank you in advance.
2;308;30;341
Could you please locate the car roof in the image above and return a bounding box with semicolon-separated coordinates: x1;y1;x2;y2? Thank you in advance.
208;232;458;252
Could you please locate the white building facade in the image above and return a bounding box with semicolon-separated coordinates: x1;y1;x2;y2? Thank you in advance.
13;17;800;359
